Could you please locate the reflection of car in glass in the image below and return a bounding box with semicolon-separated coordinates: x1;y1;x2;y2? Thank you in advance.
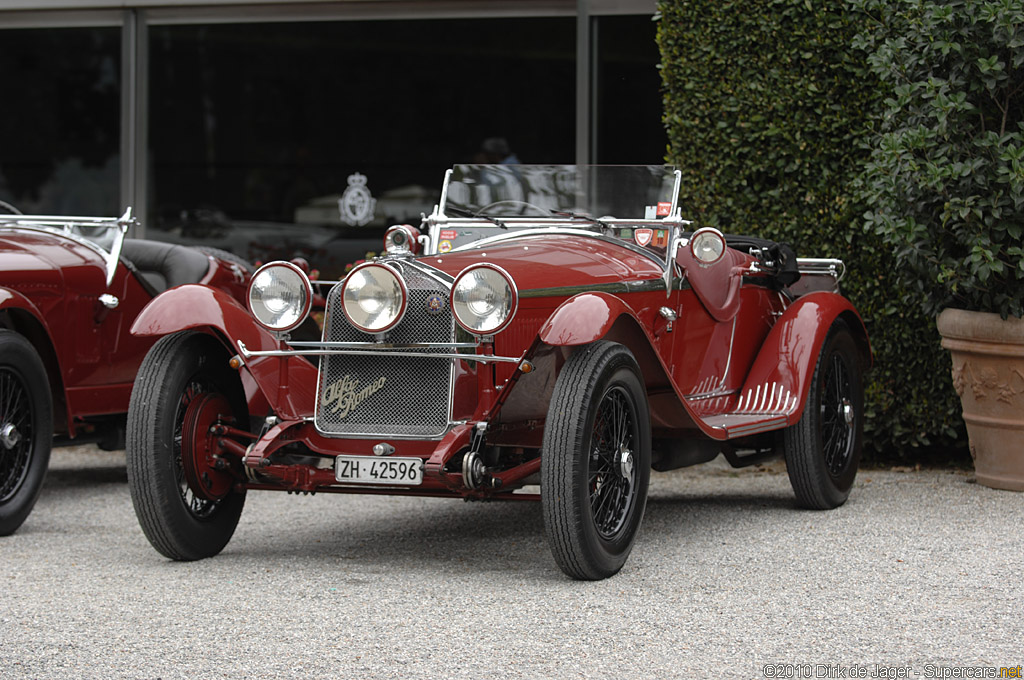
125;165;871;580
0;208;252;535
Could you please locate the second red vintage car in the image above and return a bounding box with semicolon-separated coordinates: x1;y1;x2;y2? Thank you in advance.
0;206;252;535
125;165;871;579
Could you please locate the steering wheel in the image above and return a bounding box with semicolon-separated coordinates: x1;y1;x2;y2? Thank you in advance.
478;200;550;217
0;200;22;215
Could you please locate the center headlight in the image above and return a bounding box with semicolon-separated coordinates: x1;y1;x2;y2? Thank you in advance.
248;261;313;332
341;262;407;333
451;264;517;336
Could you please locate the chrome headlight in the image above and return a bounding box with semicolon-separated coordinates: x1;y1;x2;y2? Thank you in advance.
451;264;517;336
248;261;313;332
342;262;407;333
690;227;727;264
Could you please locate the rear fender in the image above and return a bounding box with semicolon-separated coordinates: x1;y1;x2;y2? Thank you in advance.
738;291;871;426
131;284;317;419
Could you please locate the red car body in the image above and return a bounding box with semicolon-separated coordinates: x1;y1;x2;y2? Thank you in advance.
0;209;250;535
125;166;871;579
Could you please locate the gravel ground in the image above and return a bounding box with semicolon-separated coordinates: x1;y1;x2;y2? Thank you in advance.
1;445;1022;679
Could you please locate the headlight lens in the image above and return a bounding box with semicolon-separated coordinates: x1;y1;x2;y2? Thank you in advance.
342;262;407;333
690;227;726;264
451;264;517;335
248;261;312;332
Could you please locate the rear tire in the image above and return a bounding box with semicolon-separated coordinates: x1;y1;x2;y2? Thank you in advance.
126;331;247;560
783;321;863;509
542;341;651;580
0;331;52;536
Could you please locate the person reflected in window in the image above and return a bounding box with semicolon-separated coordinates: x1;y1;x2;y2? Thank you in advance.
478;137;520;165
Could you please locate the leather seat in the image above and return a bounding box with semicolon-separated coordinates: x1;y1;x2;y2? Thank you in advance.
120;240;211;295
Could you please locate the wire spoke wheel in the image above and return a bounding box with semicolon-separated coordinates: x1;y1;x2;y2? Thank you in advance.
821;353;854;477
589;386;638;540
0;367;33;504
542;341;651;580
173;380;224;519
0;331;52;536
784;321;864;510
126;331;247;560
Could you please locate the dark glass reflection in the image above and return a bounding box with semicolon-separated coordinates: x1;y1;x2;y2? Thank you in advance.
594;16;666;164
0;28;121;216
147;18;576;278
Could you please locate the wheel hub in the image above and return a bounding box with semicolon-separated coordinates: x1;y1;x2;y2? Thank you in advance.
616;445;634;480
1;423;20;450
841;398;854;427
180;392;236;501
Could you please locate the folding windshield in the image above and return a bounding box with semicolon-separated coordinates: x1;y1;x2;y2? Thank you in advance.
441;165;680;220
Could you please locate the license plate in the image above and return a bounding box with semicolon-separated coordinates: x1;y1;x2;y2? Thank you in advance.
334;456;424;486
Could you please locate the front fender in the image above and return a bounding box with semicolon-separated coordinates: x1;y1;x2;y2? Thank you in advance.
131;284;277;352
537;292;638;346
738;291;871;426
131;284;318;420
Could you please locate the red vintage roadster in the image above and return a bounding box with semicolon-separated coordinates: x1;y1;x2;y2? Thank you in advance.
0;206;252;535
126;165;870;580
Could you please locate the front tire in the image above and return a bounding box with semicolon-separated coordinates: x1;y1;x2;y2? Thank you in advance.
126;331;247;560
0;331;53;536
784;321;864;509
542;341;652;580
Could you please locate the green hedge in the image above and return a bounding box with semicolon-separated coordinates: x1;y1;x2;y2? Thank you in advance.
656;0;966;459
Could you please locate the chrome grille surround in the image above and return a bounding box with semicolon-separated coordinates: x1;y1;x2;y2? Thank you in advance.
315;260;455;438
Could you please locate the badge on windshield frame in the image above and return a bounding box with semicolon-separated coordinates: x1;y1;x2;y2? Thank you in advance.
634;228;654;246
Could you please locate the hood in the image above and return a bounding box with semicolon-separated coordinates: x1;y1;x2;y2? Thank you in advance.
420;232;665;293
0;230;99;295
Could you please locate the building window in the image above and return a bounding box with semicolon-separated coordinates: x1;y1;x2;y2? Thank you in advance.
0;27;121;215
594;15;665;164
147;17;575;275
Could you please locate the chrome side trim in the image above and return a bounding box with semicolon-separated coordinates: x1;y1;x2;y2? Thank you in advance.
518;277;674;299
449;228;669;268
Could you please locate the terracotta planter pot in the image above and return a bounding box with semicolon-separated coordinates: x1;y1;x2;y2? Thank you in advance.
937;308;1024;491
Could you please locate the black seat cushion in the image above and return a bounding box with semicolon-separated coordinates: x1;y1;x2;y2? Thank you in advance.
120;240;211;295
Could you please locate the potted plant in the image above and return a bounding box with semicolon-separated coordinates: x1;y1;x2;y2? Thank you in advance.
856;0;1024;489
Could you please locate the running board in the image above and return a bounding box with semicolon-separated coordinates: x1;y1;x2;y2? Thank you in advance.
701;413;790;438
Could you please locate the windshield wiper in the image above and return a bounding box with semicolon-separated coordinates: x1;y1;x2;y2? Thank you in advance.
445;206;506;229
550;210;610;229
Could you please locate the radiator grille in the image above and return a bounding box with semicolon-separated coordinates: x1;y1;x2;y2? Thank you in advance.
315;263;454;437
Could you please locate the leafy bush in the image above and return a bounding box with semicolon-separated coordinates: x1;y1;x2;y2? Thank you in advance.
855;0;1024;319
656;0;966;458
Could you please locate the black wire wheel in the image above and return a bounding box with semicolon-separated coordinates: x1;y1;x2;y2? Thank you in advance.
0;331;53;536
783;320;864;509
542;341;651;580
126;331;247;560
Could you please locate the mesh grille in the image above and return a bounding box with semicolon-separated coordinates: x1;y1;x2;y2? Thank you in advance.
315;263;454;437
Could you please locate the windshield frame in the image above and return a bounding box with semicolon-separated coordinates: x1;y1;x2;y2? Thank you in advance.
425;166;687;281
0;208;135;286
